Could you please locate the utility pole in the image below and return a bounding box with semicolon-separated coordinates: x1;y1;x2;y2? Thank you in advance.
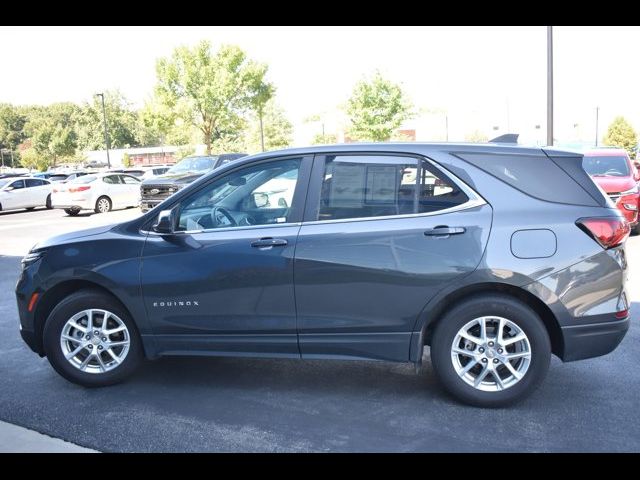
595;106;600;146
445;115;449;141
259;109;265;152
547;26;554;146
95;93;111;168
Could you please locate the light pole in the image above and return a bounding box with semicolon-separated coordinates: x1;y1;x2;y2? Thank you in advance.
95;93;111;168
547;26;554;146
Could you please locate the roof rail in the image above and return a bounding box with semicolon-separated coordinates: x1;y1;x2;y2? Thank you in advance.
489;133;519;144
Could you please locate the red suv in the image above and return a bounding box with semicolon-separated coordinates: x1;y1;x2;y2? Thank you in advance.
583;148;640;233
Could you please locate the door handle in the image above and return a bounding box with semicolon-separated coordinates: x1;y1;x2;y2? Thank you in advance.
424;226;466;237
251;237;288;248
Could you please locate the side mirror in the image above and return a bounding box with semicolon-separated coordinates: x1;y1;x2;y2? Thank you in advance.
253;192;269;208
153;209;176;234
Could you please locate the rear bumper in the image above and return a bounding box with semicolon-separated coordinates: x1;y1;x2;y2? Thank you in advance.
560;315;630;362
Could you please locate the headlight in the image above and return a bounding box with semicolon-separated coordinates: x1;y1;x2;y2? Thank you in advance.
21;250;46;268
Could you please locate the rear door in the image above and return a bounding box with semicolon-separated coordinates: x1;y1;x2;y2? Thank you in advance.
101;174;125;208
25;178;49;206
294;153;492;361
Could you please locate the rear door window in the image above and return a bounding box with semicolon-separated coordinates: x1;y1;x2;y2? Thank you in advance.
316;155;469;221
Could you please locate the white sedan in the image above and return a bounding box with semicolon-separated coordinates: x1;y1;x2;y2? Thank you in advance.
0;177;53;212
52;173;141;216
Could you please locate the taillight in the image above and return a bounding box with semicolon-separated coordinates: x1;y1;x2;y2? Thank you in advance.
576;217;630;249
68;186;91;193
52;188;58;193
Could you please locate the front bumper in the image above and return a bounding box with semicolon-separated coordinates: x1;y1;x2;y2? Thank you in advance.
561;315;630;361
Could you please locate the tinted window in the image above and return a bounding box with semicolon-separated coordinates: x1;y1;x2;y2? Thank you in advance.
102;175;121;184
49;175;68;182
457;152;598;206
9;179;25;189
168;156;217;174
582;155;630;177
122;175;140;184
177;158;301;231
26;179;43;187
317;155;468;221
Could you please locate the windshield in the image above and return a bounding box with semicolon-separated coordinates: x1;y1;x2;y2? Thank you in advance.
168;156;218;174
582;155;630;177
0;179;10;189
70;175;97;184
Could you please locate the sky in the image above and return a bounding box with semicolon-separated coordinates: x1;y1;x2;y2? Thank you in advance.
1;26;638;146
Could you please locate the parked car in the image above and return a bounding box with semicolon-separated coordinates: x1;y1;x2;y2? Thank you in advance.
17;143;630;407
51;172;141;216
0;177;53;212
582;148;640;233
140;154;247;212
0;172;27;179
48;171;93;184
31;172;54;180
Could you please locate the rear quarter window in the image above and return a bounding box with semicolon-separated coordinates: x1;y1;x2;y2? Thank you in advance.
455;152;599;206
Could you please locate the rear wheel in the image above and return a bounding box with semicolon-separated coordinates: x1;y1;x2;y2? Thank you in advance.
64;208;80;216
46;194;53;209
95;196;112;214
430;294;551;407
43;289;143;387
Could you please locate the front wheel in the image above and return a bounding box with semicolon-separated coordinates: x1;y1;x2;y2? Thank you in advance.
43;290;143;387
95;196;112;214
430;294;551;407
64;208;80;216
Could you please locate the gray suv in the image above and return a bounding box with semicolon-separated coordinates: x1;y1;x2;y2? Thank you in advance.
16;143;630;407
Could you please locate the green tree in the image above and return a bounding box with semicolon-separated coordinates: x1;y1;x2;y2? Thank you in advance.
0;103;27;152
345;72;414;142
245;100;293;153
76;90;138;151
311;133;337;145
24;102;80;167
19;147;49;172
603;116;638;156
137;98;195;147
122;153;132;167
154;41;273;154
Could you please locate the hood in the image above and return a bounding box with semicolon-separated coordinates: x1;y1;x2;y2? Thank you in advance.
33;224;115;250
141;172;205;185
590;176;636;193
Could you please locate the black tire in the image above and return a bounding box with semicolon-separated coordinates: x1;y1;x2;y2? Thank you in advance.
633;223;640;236
43;289;143;387
430;294;551;408
46;194;53;209
64;208;80;216
26;207;36;211
95;196;112;214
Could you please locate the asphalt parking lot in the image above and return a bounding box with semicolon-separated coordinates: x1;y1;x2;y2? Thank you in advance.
0;208;639;452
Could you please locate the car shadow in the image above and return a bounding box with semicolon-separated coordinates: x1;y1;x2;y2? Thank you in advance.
0;207;49;216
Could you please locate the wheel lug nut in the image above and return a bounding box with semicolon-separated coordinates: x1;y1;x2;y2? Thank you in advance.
85;335;91;340
94;331;100;336
481;358;488;363
102;337;107;342
478;347;485;353
98;346;103;350
493;358;499;364
497;348;503;354
88;344;93;349
488;341;494;347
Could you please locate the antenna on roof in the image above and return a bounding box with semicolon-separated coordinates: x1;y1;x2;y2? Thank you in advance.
489;133;519;144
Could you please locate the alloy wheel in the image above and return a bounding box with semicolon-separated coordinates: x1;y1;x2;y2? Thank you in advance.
450;316;531;392
59;309;130;374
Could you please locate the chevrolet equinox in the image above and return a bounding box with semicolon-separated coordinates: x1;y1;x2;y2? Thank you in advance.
16;143;631;407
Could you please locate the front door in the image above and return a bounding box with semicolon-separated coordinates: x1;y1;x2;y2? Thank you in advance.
141;156;311;357
294;153;492;361
3;179;29;209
